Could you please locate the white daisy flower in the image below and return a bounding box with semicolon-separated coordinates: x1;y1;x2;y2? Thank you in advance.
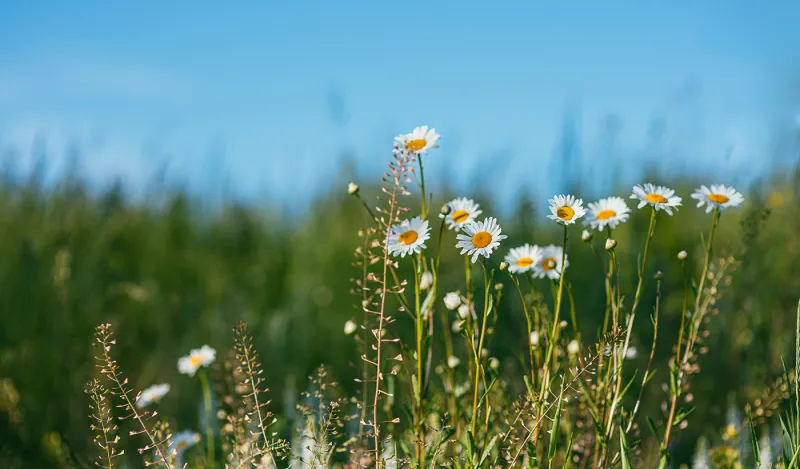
419;271;433;290
386;216;431;258
456;217;508;263
547;194;587;225
169;430;200;456
178;345;216;377
532;245;568;280
690;184;744;213
440;197;482;231
394;125;440;155
344;319;357;335
447;355;461;368
585;196;631;231
504;244;543;275
136;383;170;408
631;183;682;215
443;292;461;311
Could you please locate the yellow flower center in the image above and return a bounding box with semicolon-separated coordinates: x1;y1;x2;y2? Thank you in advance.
707;193;729;204
645;193;667;204
516;257;534;268
596;209;616;220
451;210;470;224
398;230;419;245
406;139;427;151
189;356;202;367
556;206;575;220
471;231;492;249
542;258;557;271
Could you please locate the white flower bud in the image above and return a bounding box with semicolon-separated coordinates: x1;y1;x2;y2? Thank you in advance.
677;250;688;260
567;340;580;356
625;347;637;359
605;238;617;251
344;320;357;335
443;292;461;310
440;203;452;215
347;182;359;195
499;261;509;271
489;357;500;370
457;304;470;319
529;331;539;347
447;356;461;368
420;272;433;290
581;230;592;242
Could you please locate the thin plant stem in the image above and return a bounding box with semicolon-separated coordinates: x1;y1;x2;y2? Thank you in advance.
198;368;215;469
470;258;493;439
412;256;426;466
662;208;719;454
533;224;569;449
510;274;537;390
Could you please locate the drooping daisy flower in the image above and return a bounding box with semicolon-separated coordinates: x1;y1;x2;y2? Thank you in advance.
386;216;431;258
136;383;170;408
456;217;508;263
394;125;440;155
631;183;682;215
585;196;631;231
532;245;568;280
169;430;200;457
178;345;216;377
440;197;482;231
443;292;461;310
690;184;745;213
504;244;543;275
547;195;587;225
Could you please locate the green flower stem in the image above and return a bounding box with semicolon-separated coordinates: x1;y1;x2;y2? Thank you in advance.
469;259;493;440
198;367;215;468
510;274;537;391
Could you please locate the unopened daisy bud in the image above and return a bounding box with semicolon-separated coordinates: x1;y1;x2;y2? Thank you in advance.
499;261;509;271
440;203;452;216
344;320;357;335
677;250;688;260
443;292;461;310
581;230;592;242
489;357;500;370
447;356;461;368
529;331;539;347
567;340;580;356
605;238;617;251
494;283;503;291
347;182;359;196
457;304;469;319
654;271;664;280
420;272;433;290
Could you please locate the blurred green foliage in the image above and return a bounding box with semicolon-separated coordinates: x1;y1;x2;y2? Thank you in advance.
0;162;799;467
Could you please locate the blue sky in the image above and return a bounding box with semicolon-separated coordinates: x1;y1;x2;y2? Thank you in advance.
1;1;799;205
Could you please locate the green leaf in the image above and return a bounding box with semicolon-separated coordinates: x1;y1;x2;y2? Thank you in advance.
479;435;498;467
620;425;632;469
548;381;565;462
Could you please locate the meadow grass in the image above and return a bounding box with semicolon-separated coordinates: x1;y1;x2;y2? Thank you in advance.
1;128;800;468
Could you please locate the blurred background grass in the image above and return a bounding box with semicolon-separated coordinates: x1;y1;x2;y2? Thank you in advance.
0;155;799;467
